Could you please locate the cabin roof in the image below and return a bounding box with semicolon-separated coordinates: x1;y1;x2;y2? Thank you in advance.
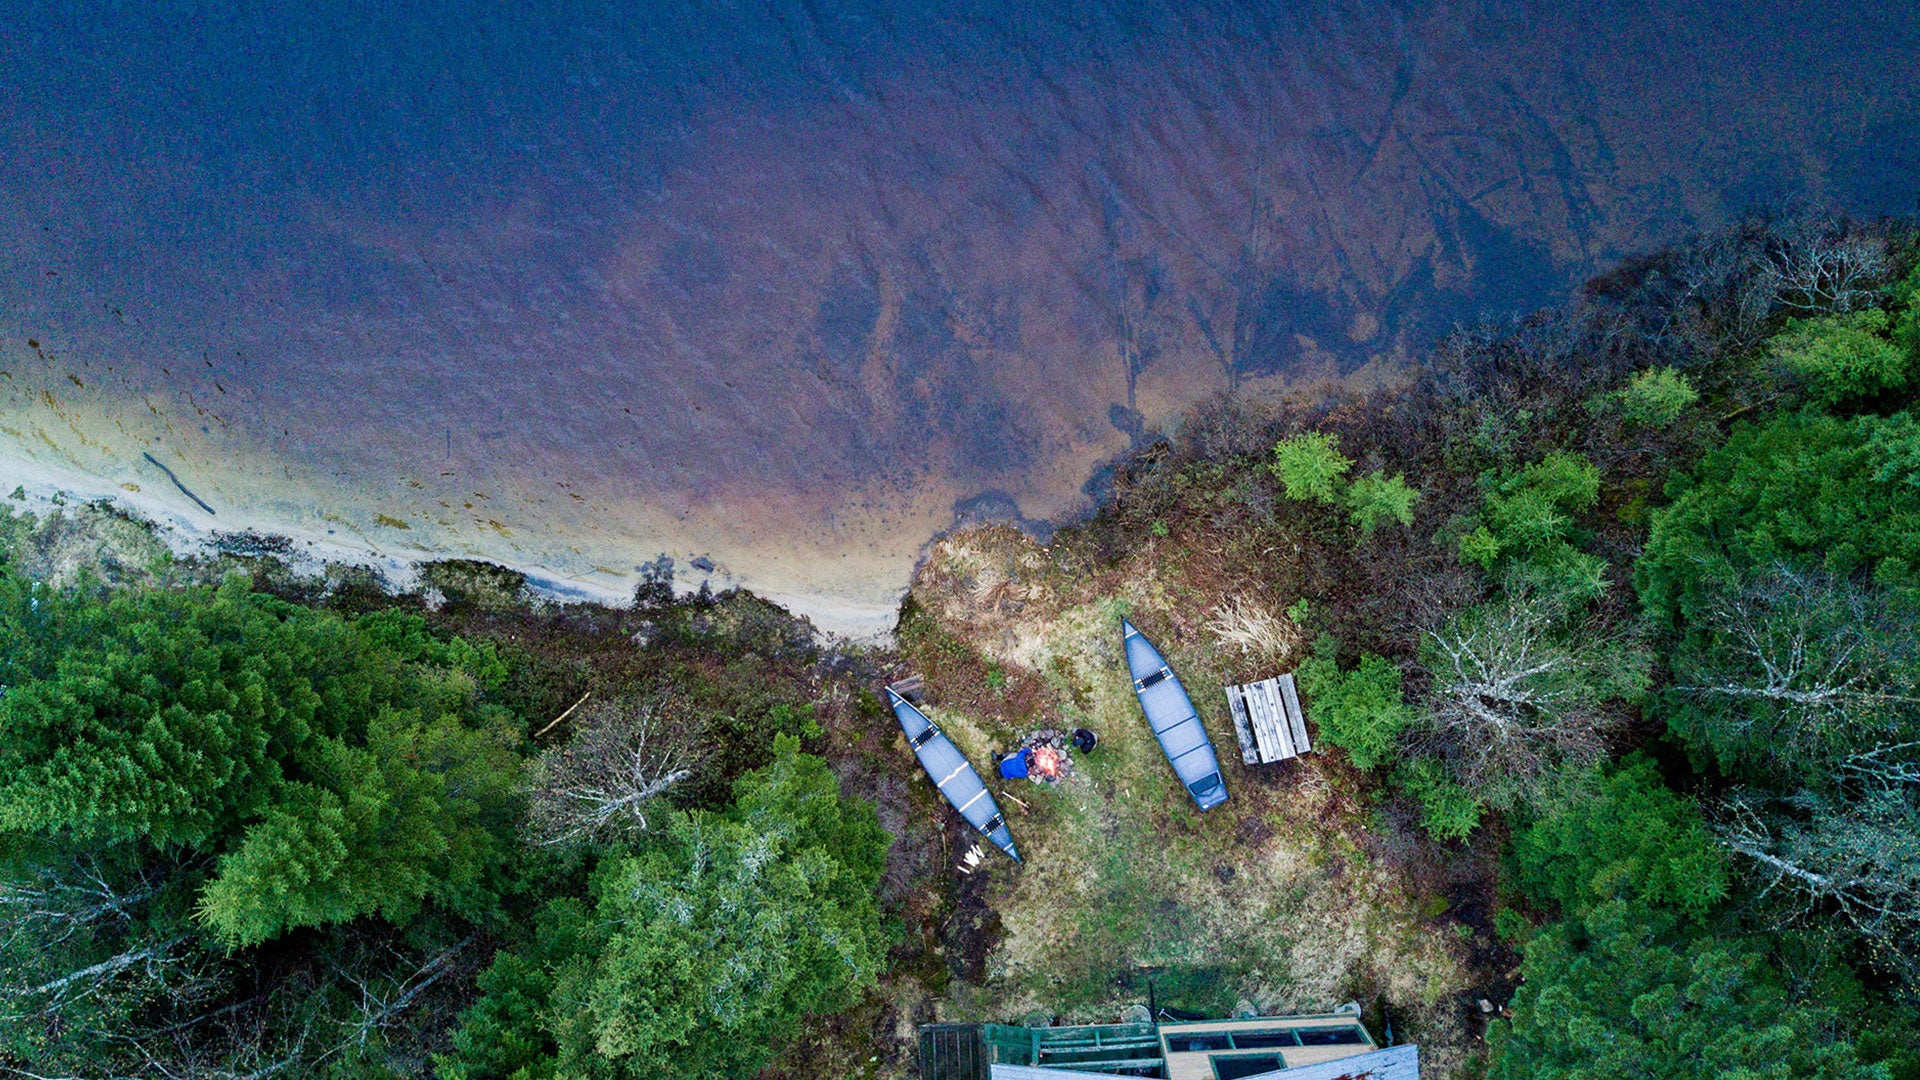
927;1013;1414;1080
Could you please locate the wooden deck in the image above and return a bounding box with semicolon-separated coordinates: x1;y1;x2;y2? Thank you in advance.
1224;673;1312;764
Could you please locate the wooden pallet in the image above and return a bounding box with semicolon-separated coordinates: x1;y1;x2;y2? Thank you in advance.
1224;673;1312;764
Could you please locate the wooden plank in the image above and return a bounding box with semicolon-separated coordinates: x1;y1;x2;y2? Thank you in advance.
1246;681;1274;762
1243;679;1274;762
1224;685;1260;765
1258;678;1297;760
1278;672;1311;754
1231;678;1283;763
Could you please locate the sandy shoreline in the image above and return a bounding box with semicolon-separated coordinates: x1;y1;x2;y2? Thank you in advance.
0;448;907;642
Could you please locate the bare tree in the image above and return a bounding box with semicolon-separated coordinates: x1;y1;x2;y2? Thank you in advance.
524;693;705;847
0;854;211;1024
1676;566;1919;778
1420;589;1647;807
1683;567;1920;978
1719;787;1920;979
1659;215;1893;357
1753;223;1889;315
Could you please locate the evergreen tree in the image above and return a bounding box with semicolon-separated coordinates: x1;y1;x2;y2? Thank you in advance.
0;573;522;1071
1345;470;1420;535
1511;756;1728;923
1770;309;1913;406
1637;409;1920;629
1490;901;1883;1080
1294;652;1411;770
449;737;889;1080
1269;431;1352;503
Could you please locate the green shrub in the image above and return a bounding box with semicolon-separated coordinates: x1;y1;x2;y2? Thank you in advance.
1506;545;1613;607
1294;653;1412;771
1770;309;1911;406
1396;756;1484;840
1269;431;1352;503
1458;525;1503;570
1507;451;1602;511
1460;452;1608;603
1615;367;1699;426
1345;470;1419;535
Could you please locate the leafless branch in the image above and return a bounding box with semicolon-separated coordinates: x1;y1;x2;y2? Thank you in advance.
525;693;706;847
1718;789;1920;966
1419;589;1639;806
1753;228;1889;315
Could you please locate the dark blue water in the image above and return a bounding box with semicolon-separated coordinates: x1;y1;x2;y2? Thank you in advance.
3;1;1917;626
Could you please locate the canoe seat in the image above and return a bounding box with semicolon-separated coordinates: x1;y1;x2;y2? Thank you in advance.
982;813;1006;833
910;727;939;749
1137;667;1172;689
1187;773;1223;800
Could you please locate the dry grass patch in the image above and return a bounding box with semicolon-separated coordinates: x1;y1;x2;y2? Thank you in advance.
902;534;1479;1075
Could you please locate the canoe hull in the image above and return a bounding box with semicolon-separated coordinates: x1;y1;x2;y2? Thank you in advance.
1122;620;1228;810
888;688;1021;862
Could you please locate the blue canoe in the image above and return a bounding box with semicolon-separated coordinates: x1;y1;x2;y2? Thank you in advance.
1121;619;1228;810
887;687;1021;862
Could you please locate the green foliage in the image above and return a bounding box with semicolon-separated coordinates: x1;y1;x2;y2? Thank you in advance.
1511;756;1728;923
0;575;521;941
1868;411;1920;491
451;737;889;1080
1345;470;1419;535
1890;263;1920;313
1459;452;1607;602
1294;652;1411;771
1507;451;1603;511
1458;525;1503;570
197;708;519;946
440;951;559;1080
1893;266;1920;358
1395;756;1483;840
767;701;824;740
1490;901;1884;1080
1637;409;1920;628
1269;431;1352;503
440;900;595;1080
1612;367;1699;426
1770;309;1912;406
0;575;337;845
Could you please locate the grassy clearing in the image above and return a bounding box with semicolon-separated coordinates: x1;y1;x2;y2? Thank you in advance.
900;525;1479;1076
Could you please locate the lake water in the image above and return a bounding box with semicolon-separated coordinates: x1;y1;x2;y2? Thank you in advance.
3;1;1917;632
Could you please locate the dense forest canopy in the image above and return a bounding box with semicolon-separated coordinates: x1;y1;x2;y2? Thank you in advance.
2;213;1918;1079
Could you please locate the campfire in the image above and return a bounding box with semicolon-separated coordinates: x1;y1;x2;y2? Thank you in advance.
1008;728;1083;785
